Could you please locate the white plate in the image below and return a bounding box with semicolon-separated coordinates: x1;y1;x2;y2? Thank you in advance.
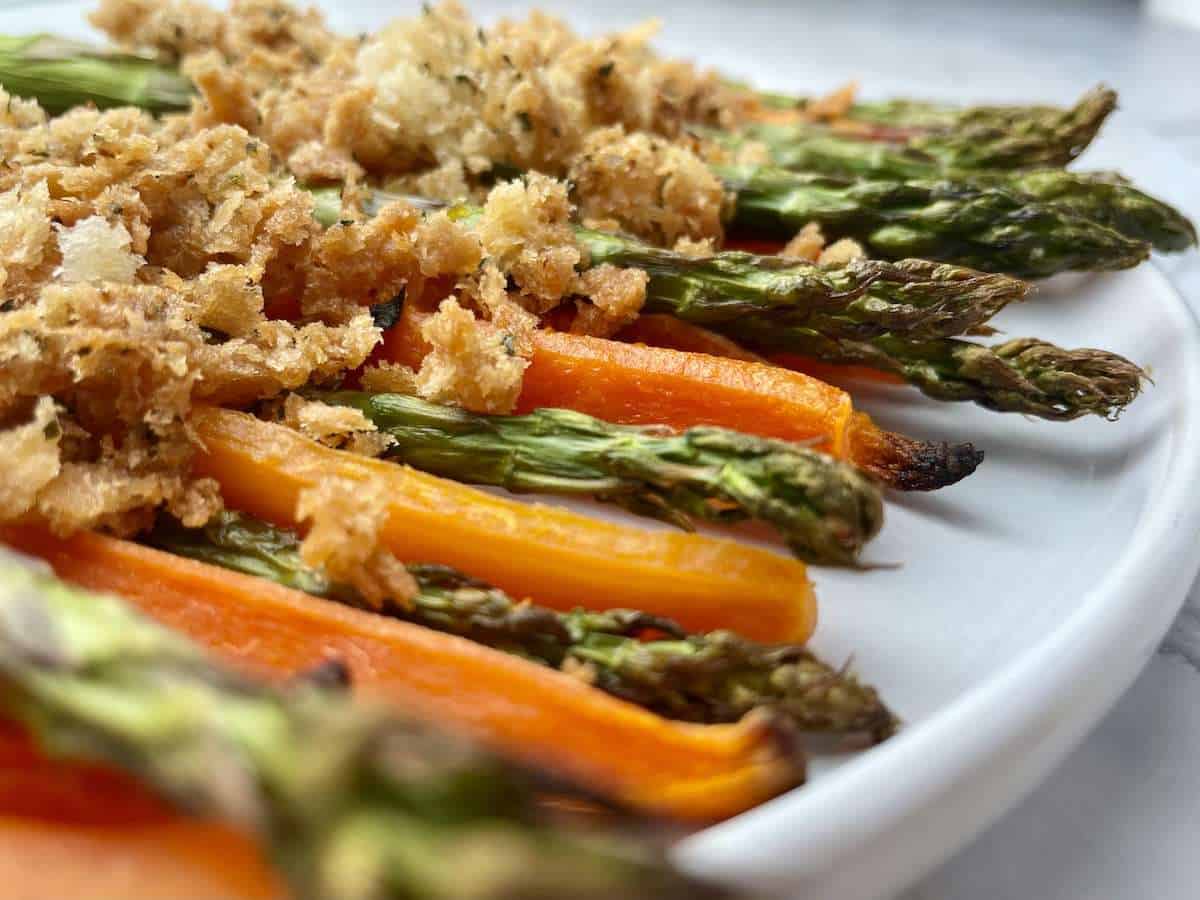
3;3;1199;899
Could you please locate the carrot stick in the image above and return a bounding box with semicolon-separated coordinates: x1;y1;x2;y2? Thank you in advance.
518;330;854;456
0;817;283;900
616;314;768;364
768;353;908;387
0;724;282;899
188;407;815;643
383;304;977;489
0;526;805;822
617;315;906;385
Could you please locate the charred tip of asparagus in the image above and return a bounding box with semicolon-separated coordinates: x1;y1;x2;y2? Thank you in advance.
1060;85;1118;157
992;337;1147;421
860;433;985;492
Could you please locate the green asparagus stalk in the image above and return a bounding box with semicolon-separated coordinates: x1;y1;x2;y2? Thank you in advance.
578;224;1030;342
0;550;718;900
730;86;1118;173
319;390;884;564
717;164;1156;277
1005;169;1197;253
709;132;1196;254
315;185;1030;344
147;511;899;741
0;34;192;114
331;184;1146;420
727;328;1144;421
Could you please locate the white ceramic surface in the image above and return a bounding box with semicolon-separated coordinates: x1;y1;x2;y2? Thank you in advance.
2;3;1199;899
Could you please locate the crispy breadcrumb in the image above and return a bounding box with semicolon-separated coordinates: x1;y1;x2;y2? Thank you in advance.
569;126;726;245
477;175;581;305
570;264;648;338
94;0;744;247
781;222;826;263
54;216;144;284
0;397;62;519
296;477;418;608
416;297;528;414
818;237;866;267
281;393;394;457
359;362;420;395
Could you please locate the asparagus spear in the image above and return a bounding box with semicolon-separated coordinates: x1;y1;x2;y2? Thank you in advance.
326;184;1145;419
315;185;1030;344
0;34;192;114
3;36;1185;276
578;224;1029;342
319;390;883;564
0;551;717;900
148;511;899;741
724;328;1145;421
709;132;1196;255
730;86;1118;173
717;164;1155;277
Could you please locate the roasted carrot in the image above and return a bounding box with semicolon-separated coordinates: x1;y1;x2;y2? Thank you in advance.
383;305;978;490
768;353;908;387
0;526;805;822
518;330;853;454
616;314;768;364
0;721;283;899
0;816;283;900
188;407;815;642
617;315;905;385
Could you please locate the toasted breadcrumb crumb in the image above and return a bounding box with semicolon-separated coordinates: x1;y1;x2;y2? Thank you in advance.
54;216;144;284
297;477;418;609
281;393;395;457
0;181;53;302
781;222;827;263
802;81;859;122
478;175;581;305
570;264;648;338
359;362;420;395
0;397;62;519
569;126;726;245
672;236;716;258
818;237;866;267
416;297;528;414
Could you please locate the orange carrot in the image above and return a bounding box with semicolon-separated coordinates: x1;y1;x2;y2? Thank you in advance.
0;526;804;821
188;407;815;643
381;306;973;489
617;315;906;386
517;330;854;456
616;315;768;364
769;355;907;387
0;817;283;900
0;724;282;899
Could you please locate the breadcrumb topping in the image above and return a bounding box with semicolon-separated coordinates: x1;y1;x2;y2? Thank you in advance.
54;216;144;284
569;126;726;245
415;297;529;414
570;264;648;338
780;222;866;267
0;397;62;519
281;393;394;457
93;0;745;247
296;476;418;609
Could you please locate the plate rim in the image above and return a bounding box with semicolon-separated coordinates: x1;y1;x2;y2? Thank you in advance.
679;259;1200;898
